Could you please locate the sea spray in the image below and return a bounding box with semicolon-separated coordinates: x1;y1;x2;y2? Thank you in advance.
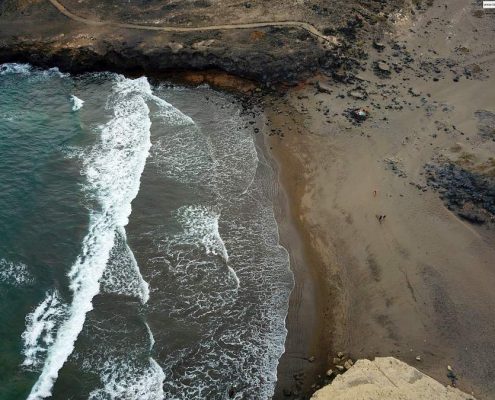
0;63;68;78
27;75;154;399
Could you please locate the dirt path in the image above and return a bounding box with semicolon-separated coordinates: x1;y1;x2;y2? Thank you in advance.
48;0;338;44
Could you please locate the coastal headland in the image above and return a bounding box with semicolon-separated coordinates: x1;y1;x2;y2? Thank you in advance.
1;0;495;399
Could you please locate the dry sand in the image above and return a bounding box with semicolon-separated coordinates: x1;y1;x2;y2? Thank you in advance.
268;0;495;398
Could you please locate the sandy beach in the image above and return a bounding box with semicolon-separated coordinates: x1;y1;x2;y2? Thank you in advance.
268;0;495;398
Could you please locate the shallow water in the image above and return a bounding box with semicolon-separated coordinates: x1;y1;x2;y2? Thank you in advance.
0;64;292;400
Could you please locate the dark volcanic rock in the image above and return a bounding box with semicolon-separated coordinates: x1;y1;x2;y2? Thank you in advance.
425;163;495;225
0;30;332;85
374;60;392;77
345;108;369;123
0;0;407;85
475;110;495;140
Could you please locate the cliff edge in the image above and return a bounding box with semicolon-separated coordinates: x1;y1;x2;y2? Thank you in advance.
312;357;476;400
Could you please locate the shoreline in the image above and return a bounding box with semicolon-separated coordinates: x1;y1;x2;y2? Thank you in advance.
263;99;338;399
2;0;495;398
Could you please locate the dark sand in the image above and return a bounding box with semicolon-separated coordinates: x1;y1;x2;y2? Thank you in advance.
266;0;495;398
263;131;329;399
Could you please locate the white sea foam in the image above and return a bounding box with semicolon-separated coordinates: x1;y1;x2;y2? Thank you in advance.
175;205;239;287
45;67;69;78
88;357;165;400
177;205;229;262
27;75;155;400
70;95;84;111
150;89;257;199
0;63;32;75
0;259;33;286
145;322;155;351
22;291;68;369
147;88;291;399
151;95;193;126
100;227;150;303
150;124;213;185
0;63;68;78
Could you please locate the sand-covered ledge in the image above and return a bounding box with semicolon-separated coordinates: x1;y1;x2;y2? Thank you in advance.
312;357;476;400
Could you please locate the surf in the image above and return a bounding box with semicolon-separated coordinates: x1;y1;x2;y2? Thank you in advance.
27;75;155;400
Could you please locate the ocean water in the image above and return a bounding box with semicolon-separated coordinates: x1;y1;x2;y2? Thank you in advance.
0;64;292;400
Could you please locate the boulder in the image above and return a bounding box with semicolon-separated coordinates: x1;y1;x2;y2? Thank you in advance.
375;61;392;75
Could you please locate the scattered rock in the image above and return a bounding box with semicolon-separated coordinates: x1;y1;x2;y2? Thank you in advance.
409;87;421;97
316;81;332;95
344;360;354;370
348;88;367;100
308;356;316;363
384;157;407;178
416;355;422;361
346;108;369;123
326;369;334;377
474;110;495;140
337;352;345;359
375;61;392;76
373;40;386;51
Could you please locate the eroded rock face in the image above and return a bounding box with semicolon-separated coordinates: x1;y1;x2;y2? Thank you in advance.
0;0;407;84
311;357;476;400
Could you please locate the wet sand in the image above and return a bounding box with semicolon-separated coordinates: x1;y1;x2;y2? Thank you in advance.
262;127;329;399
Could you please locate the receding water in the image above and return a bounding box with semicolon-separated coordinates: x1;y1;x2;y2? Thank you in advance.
0;64;292;400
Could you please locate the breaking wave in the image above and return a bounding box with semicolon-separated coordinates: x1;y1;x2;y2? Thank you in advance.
27;75;154;400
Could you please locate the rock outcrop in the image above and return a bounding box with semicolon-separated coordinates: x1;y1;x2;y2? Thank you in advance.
311;357;476;400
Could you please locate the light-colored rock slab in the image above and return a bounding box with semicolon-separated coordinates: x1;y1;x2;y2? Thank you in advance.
311;357;476;400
